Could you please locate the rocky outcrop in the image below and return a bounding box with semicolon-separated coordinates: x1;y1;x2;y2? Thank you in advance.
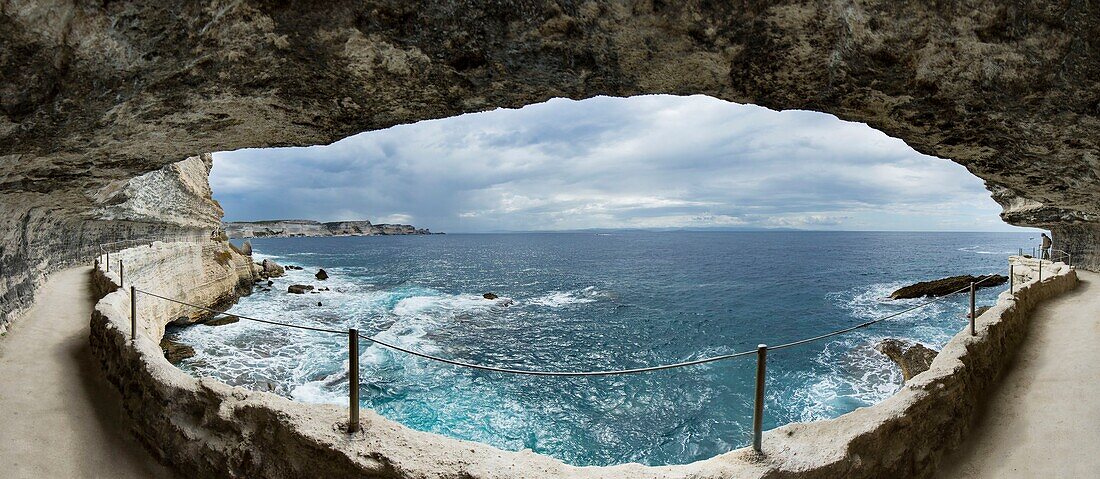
261;259;285;278
876;339;939;382
287;284;313;294
240;241;253;256
224;220;433;238
891;274;1008;299
314;269;328;280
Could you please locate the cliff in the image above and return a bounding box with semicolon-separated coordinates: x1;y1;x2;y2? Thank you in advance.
224;220;433;238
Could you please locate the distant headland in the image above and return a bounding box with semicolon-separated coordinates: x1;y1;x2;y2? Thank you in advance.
223;219;439;238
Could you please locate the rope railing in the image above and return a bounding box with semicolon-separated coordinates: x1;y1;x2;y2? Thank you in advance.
112;243;1026;449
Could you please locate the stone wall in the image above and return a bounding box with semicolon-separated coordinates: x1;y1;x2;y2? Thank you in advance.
89;243;1078;479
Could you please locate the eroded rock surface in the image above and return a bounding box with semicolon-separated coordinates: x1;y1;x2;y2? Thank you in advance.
875;338;939;382
2;3;1099;321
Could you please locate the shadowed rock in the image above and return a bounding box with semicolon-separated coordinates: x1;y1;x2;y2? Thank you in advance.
876;339;939;382
483;292;498;300
240;241;252;256
891;275;1007;299
160;338;195;364
204;315;240;327
315;269;328;280
288;284;313;294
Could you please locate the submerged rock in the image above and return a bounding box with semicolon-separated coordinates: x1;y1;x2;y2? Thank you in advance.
890;274;1007;299
261;259;285;278
288;284;314;294
875;339;938;382
316;269;329;280
204;315;240;327
160;337;195;364
285;265;304;270
482;292;498;300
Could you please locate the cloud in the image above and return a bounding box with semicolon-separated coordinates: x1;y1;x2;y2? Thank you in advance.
211;95;1025;232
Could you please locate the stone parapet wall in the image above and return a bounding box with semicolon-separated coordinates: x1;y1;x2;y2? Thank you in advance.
89;244;1078;479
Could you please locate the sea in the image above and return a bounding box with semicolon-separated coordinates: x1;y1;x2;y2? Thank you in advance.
166;231;1034;466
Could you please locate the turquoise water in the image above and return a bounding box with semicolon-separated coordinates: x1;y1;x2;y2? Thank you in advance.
169;231;1030;466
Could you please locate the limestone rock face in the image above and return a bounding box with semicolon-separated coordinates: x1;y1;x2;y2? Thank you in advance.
3;1;1100;326
875;338;939;383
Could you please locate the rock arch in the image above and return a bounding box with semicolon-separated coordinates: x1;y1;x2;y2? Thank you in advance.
2;1;1098;326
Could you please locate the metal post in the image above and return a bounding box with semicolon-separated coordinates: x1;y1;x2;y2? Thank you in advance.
752;344;767;454
1038;260;1042;283
106;249;110;272
1009;265;1014;294
348;328;360;433
130;286;137;341
969;282;976;336
119;261;124;288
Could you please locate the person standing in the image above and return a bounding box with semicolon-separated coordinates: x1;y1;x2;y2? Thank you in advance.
1041;232;1052;259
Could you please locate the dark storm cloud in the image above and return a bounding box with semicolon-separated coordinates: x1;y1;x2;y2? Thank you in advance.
211;95;1021;232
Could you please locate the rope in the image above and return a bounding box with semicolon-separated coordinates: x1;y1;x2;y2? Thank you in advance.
769;272;1004;351
135;288;348;335
134;272;1009;375
355;335;759;376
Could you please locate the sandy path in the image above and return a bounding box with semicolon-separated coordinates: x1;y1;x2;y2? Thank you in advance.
937;270;1100;478
0;267;175;478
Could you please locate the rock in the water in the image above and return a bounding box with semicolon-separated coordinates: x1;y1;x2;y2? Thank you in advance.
890;274;1008;299
317;302;322;306
315;269;329;280
482;292;498;300
285;265;304;270
875;339;939;382
288;284;314;294
261;259;285;278
240;240;253;256
204;315;240;326
160;337;195;364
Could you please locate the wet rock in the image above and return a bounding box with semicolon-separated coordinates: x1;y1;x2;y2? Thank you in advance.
317;302;322;306
875;339;939;382
261;259;285;278
160;337;195;364
482;292;498;300
890;274;1008;299
315;269;329;280
204;315;240;326
267;280;273;286
288;284;314;294
285;265;304;270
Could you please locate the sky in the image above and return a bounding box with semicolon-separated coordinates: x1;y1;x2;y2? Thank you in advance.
211;95;1031;233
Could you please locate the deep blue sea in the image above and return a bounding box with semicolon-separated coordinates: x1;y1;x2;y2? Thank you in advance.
169;231;1033;466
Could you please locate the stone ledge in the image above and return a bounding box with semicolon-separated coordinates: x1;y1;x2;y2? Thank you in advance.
89;244;1078;478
